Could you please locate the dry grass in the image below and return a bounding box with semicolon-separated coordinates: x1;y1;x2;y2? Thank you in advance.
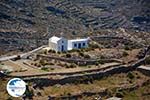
0;78;20;100
41;71;149;97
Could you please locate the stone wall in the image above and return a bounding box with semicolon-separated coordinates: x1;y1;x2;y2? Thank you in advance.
137;66;150;76
22;55;150;86
37;54;122;65
24;65;132;87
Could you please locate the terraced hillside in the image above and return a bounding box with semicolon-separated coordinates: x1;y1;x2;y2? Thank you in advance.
0;0;149;54
69;0;150;30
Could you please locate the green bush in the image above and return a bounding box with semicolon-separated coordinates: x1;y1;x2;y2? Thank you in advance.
95;61;99;66
41;67;49;71
123;51;129;57
39;59;47;66
84;47;92;52
24;86;34;99
79;52;84;57
66;53;71;58
7;97;13;100
127;72;135;79
68;49;80;53
44;50;47;54
88;66;91;68
100;55;105;59
48;49;56;53
69;63;76;68
57;51;61;54
115;89;124;98
89;43;99;48
50;68;54;70
84;54;91;59
48;62;54;65
115;91;124;98
62;51;67;53
124;45;131;50
14;55;21;60
144;56;150;64
99;60;105;64
48;49;52;53
52;50;56;53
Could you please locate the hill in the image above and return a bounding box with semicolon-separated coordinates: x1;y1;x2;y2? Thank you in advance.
0;0;149;54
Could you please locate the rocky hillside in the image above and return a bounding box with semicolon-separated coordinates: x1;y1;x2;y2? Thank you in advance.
0;0;149;54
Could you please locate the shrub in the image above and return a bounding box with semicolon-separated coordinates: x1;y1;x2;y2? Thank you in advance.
44;50;47;54
67;93;71;96
84;54;91;59
24;86;34;99
41;67;49;71
122;51;129;57
57;51;61;54
7;97;13;100
115;91;124;98
88;66;91;68
127;72;135;79
48;49;56;53
34;63;37;66
124;45;131;50
37;64;41;67
89;43;99;48
79;52;84;57
99;60;105;64
115;89;124;98
14;55;21;60
68;49;80;53
105;89;113;97
95;61;99;66
64;63;68;67
48;49;53;53
39;60;47;66
144;56;150;64
52;50;56;53
69;63;76;68
48;62;54;65
62;51;67;53
100;55;105;59
66;53;71;58
50;68;54;70
37;92;41;96
84;48;92;52
80;48;85;52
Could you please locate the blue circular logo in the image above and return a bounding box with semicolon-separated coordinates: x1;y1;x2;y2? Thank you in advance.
7;78;26;97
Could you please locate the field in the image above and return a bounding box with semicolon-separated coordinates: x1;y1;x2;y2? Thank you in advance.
0;71;148;100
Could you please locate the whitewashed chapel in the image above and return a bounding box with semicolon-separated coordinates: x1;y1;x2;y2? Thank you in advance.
49;36;89;52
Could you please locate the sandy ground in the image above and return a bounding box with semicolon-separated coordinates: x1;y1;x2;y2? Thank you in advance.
9;61;120;76
0;48;141;77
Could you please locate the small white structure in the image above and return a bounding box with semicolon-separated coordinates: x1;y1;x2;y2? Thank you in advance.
68;38;89;50
49;36;68;52
49;36;89;52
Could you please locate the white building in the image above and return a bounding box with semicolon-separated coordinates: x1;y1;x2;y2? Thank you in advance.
49;36;89;52
49;36;68;52
68;38;89;50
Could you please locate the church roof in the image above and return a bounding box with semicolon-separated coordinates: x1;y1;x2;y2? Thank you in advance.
49;36;89;44
49;36;61;43
68;38;89;42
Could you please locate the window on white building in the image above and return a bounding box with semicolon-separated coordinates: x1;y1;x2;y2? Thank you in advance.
83;43;85;46
78;43;81;48
74;43;77;47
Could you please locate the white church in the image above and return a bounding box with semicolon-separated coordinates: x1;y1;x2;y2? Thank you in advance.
49;36;89;52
